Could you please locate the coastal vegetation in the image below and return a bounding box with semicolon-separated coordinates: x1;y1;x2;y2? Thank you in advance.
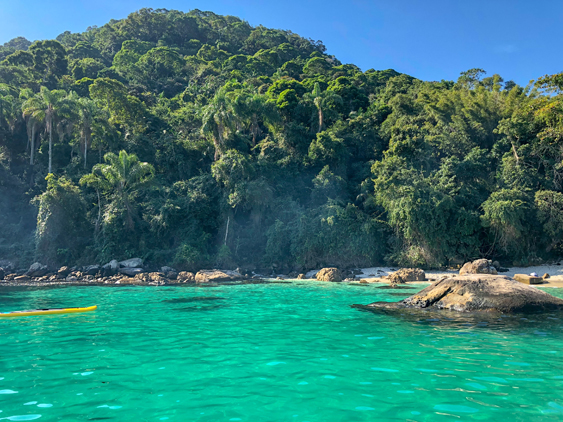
0;8;562;272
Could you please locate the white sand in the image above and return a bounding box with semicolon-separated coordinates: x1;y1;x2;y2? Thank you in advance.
306;262;563;287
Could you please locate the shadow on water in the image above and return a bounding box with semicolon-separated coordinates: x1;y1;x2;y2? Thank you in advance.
375;285;418;290
176;304;225;312
352;303;563;331
0;295;26;303
162;297;224;304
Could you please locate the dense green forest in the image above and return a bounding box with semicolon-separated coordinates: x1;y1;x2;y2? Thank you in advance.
0;8;562;272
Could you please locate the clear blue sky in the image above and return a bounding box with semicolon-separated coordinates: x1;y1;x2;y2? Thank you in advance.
1;0;562;85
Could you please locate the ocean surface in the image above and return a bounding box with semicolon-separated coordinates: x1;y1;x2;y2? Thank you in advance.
0;281;563;421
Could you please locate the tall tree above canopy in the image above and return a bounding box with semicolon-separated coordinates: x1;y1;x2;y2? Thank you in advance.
22;86;68;173
201;88;238;161
231;91;280;145
28;40;68;87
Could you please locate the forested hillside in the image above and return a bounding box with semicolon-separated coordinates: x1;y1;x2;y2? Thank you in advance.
0;8;562;272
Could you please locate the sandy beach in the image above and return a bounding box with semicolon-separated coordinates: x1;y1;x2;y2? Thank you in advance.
307;262;563;288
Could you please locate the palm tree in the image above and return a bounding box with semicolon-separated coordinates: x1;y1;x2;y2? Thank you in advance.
306;82;343;133
20;88;42;166
22;87;68;173
233;92;280;146
77;97;99;169
200;89;237;161
90;150;154;230
56;91;79;159
79;167;110;235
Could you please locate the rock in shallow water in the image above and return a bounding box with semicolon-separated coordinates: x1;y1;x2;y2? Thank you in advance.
355;275;563;313
315;268;342;282
195;269;243;283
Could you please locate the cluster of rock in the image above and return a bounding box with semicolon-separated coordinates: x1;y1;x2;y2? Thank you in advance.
315;268;343;282
357;274;563;313
354;258;563;314
459;258;498;275
388;268;426;286
0;259;252;286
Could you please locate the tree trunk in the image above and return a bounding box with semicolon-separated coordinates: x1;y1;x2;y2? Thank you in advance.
95;188;101;234
213;134;221;161
224;216;230;246
318;107;323;133
48;125;52;174
29;124;35;166
84;134;88;169
122;190;135;231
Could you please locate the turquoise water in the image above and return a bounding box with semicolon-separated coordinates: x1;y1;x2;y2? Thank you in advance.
1;282;563;421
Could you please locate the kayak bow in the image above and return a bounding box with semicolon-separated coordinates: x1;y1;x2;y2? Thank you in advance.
0;306;97;317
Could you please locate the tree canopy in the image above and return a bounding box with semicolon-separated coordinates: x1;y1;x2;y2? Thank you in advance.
0;8;562;271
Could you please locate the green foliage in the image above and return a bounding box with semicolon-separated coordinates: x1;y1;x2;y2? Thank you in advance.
35;175;90;265
481;189;535;258
0;8;561;271
535;190;563;253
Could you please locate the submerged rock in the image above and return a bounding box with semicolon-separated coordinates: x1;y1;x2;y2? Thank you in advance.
316;268;342;282
459;259;497;275
355;275;563;313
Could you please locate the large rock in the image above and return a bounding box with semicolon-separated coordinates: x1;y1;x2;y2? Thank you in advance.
177;271;195;282
356;275;563;313
134;272;166;284
195;270;242;283
57;266;71;277
119;258;143;268
0;268;4;280
459;259;497;275
389;268;426;285
103;260;119;270
0;260;14;271
27;262;48;277
315;268;342;282
101;260;119;276
119;267;145;277
84;265;101;276
514;274;543;285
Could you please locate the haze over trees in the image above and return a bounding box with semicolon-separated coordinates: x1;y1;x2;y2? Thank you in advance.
0;8;562;271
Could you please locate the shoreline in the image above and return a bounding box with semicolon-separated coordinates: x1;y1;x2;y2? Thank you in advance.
2;262;563;288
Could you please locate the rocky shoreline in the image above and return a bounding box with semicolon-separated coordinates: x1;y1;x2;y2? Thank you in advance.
1;258;563;290
0;261;364;287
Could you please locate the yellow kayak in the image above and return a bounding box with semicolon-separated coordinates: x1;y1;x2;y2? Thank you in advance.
0;306;97;317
